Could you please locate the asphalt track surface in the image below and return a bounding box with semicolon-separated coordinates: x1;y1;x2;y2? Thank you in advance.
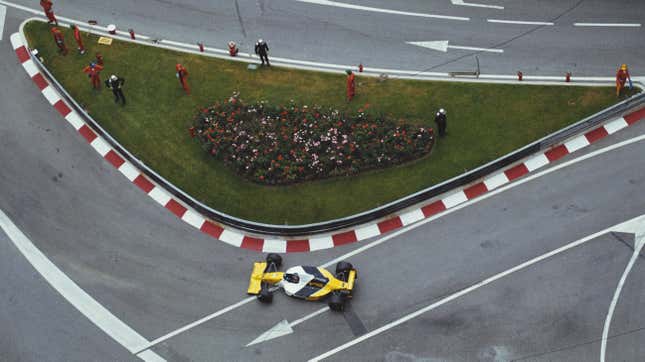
1;1;645;361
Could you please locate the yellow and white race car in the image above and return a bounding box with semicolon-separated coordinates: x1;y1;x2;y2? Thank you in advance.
247;254;357;311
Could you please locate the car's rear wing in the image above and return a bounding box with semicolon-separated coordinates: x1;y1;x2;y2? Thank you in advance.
247;262;267;295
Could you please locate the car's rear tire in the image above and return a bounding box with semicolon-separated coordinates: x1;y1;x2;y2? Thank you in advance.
328;292;345;312
266;253;282;268
335;261;353;275
257;286;273;303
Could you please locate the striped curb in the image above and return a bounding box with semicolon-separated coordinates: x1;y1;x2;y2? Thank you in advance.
10;32;645;253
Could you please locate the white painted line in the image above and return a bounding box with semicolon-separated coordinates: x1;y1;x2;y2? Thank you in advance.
483;172;509;191
147;187;171;206
604;117;628;134
399;209;425;226
10;31;20;49
309;214;645;362
295;0;470;21
262;239;287;253
355;224;380;240
0;208;166;362
181;209;205;229
574;22;641;27
218;229;244;247
64;112;85;130
601;224;645;362
524;153;549;172
308;235;334;251
487;19;553;26
441;191;468;209
118;162;140;182
290;306;330;327
90;137;111;157
451;0;503;9
140;134;645;352
247;306;330;346
22;59;39;77
564;135;590;153
133;297;257;354
0;5;7;41
407;40;503;54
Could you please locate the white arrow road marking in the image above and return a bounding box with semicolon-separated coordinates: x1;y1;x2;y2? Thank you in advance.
0;5;7;41
0;209;165;362
407;40;504;53
295;0;470;21
246;307;330;346
310;214;645;362
451;0;503;10
600;223;645;362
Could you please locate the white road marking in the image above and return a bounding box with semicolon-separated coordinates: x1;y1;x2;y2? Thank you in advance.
0;5;7;41
294;0;470;21
487;19;554;26
407;40;504;53
600;222;645;362
310;214;645;362
574;23;641;27
136;134;645;353
247;306;330;346
0;209;166;362
451;0;503;10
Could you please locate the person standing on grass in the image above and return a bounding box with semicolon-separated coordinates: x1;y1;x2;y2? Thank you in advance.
176;63;190;95
434;108;447;137
83;62;104;89
50;27;67;55
106;75;126;105
71;25;86;55
254;39;270;66
40;0;58;25
346;70;355;101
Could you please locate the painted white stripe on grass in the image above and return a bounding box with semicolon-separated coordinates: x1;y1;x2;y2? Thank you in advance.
574;22;641;27
564;135;590;153
41;86;61;105
118;162;140;182
309;214;645;362
524;153;549;172
90;137;111;157
399;209;425;226
441;191;468;209
23;59;39;77
181;209;205;229
262;239;287;253
604;118;628;134
218;229;244;247
355;224;381;240
308;236;334;251
147;187;171;206
487;19;553;26
483;172;509;191
0;209;166;362
295;0;470;21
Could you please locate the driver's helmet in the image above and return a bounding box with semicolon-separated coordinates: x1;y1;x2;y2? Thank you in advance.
284;273;300;283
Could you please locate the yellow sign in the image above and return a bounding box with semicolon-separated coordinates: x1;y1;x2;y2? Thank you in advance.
98;37;113;45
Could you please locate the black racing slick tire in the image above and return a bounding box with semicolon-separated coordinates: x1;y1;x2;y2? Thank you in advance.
328;292;345;312
335;261;353;275
266;253;282;268
257;286;273;303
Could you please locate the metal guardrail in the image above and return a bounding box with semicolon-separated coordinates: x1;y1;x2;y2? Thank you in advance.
30;49;645;237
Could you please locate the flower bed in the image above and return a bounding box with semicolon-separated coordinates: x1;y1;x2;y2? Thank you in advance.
192;93;434;185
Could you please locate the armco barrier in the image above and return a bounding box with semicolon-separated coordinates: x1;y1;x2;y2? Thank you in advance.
28;36;645;237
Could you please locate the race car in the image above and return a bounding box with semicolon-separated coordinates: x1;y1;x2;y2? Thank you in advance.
247;254;357;311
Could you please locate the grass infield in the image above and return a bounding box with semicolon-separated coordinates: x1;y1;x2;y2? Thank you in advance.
23;21;632;224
